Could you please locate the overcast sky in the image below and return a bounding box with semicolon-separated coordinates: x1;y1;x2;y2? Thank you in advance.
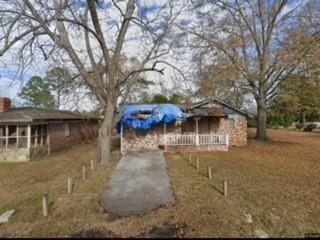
0;0;194;111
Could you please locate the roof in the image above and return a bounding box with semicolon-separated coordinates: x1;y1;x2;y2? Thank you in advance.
122;98;248;121
0;107;98;124
187;98;249;117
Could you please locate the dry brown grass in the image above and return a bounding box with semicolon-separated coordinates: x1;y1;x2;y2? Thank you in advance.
0;129;319;237
168;128;320;237
0;141;121;237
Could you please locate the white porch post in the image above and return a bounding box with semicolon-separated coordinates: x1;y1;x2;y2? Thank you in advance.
47;125;50;155
16;125;19;148
164;123;167;151
120;125;124;155
226;134;229;146
5;125;8;150
195;117;200;146
27;124;31;150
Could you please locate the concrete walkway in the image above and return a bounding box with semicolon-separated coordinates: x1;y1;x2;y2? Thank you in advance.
100;150;174;218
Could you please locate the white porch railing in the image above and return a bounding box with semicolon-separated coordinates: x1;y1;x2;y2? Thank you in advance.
165;134;229;146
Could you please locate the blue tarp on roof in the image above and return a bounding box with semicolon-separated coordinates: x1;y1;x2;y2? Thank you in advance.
118;104;186;132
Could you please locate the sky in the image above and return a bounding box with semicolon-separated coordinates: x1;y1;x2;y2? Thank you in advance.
0;0;194;111
1;0;302;112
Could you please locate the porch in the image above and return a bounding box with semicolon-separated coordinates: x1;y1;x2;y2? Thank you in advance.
164;116;229;147
164;132;229;152
0;124;49;161
164;134;229;146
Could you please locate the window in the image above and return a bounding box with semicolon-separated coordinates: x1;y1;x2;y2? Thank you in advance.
64;123;70;137
31;125;48;148
0;125;29;149
0;126;5;148
17;125;27;148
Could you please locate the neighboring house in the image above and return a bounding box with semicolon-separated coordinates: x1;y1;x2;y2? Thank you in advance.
120;98;248;153
0;97;99;162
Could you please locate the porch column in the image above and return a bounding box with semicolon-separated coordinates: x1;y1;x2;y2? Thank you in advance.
47;125;50;154
164;123;167;151
35;125;38;148
195;117;201;146
16;125;19;148
27;124;31;150
120;125;123;155
5;125;8;150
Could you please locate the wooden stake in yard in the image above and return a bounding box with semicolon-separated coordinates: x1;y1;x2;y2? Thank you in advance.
67;177;73;194
223;180;228;197
188;154;191;162
208;165;212;179
90;160;95;171
42;194;49;217
196;157;199;170
82;166;86;180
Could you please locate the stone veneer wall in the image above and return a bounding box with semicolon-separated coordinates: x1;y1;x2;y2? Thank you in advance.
215;117;247;146
122;115;247;152
122;124;164;152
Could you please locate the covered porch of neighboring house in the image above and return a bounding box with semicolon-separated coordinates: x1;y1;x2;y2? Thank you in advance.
0;124;49;161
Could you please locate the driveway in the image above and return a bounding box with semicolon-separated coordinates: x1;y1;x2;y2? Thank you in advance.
99;150;174;218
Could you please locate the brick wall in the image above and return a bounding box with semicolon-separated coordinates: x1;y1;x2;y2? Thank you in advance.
49;120;98;152
0;97;11;112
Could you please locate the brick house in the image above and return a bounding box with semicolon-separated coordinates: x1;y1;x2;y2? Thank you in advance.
121;99;248;153
0;97;99;162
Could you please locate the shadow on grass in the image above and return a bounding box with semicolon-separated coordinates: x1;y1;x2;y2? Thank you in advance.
209;182;224;196
186;159;225;196
248;138;301;147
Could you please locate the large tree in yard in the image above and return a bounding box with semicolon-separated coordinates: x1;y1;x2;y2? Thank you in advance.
0;0;183;164
183;0;320;139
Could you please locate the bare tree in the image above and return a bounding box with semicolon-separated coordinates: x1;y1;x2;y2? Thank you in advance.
0;0;184;164
196;54;250;109
182;0;320;139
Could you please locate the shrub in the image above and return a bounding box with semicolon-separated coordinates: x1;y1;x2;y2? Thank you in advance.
295;123;304;130
247;119;257;128
303;124;317;132
267;112;295;128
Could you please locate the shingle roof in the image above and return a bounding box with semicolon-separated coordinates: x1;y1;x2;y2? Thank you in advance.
187;98;249;117
0;107;98;123
125;98;249;118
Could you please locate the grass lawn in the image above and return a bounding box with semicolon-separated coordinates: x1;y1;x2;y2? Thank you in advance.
0;141;121;237
165;128;320;237
0;129;319;237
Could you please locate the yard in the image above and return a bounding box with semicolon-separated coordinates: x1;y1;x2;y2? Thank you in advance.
0;129;319;237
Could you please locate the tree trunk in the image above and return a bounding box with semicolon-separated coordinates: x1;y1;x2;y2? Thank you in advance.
299;112;306;124
256;101;268;140
98;101;115;165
